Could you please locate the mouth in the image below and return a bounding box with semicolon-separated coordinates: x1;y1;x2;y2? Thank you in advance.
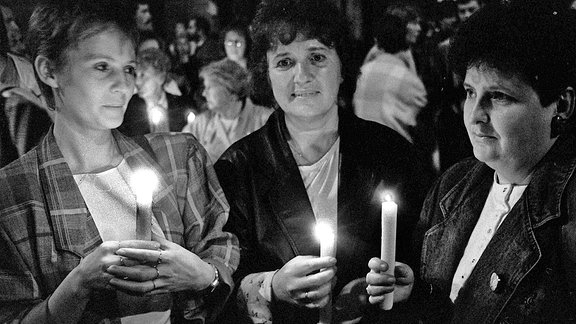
292;90;319;98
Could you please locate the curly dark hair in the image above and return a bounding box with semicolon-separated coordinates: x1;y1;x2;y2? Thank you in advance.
449;0;576;108
248;0;352;108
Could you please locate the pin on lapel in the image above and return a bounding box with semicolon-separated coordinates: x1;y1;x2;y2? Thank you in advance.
490;272;502;292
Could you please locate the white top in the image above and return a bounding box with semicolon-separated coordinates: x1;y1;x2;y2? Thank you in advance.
257;138;341;303
74;160;170;323
450;173;528;302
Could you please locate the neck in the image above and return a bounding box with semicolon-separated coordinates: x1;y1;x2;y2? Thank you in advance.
53;117;122;174
285;107;339;165
142;87;164;106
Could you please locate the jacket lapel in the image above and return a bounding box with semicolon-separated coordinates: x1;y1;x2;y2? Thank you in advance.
38;129;101;257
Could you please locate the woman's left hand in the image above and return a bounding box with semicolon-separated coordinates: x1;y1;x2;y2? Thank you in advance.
107;234;215;295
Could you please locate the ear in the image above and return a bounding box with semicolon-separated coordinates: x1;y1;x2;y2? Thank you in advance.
557;87;575;120
34;55;59;89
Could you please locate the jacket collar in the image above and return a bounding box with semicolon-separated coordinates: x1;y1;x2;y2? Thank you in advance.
38;128;175;256
253;107;367;260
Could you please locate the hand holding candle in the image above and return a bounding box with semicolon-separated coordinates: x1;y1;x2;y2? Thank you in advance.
380;192;397;310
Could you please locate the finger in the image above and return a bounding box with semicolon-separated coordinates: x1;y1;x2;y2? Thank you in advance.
118;240;161;250
109;277;156;294
366;271;394;286
366;284;393;296
394;262;414;280
116;248;164;263
151;233;174;249
368;294;387;304
305;281;332;302
368;257;389;272
292;256;337;275
301;266;336;288
107;264;159;281
303;294;329;309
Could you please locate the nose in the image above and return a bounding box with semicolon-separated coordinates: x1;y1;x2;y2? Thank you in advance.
294;61;313;84
112;69;134;95
466;96;490;125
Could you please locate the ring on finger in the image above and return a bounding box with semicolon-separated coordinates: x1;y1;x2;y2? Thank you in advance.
119;257;125;266
154;265;160;279
156;250;163;265
152;279;156;290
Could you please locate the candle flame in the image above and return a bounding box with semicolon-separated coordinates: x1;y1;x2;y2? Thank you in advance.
381;191;395;203
187;111;196;124
131;169;159;204
314;221;335;244
149;107;164;125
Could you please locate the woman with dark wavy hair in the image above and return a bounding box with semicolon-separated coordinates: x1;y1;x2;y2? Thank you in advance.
366;1;576;322
214;0;429;322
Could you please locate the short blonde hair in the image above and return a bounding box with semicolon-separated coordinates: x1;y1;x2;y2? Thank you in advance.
200;59;250;99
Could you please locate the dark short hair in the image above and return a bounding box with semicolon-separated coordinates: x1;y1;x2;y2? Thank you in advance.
249;0;351;108
449;1;576;107
386;3;422;26
220;21;251;59
189;15;211;36
27;0;138;109
375;13;409;54
456;0;482;6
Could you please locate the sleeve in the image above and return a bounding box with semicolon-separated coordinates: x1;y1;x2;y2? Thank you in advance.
236;271;276;324
0;217;54;323
177;140;240;322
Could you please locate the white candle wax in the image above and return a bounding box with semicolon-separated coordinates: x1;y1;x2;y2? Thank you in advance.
315;222;336;324
131;169;158;240
381;198;397;310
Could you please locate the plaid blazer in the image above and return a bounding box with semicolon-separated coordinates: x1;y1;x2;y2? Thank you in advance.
0;129;239;323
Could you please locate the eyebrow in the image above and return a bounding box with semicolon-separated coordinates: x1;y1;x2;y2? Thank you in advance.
272;45;330;59
83;53;136;64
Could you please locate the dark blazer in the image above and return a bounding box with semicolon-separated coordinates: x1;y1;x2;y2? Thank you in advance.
409;134;576;323
215;107;431;323
118;93;195;136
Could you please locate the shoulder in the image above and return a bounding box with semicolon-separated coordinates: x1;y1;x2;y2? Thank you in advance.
143;132;208;161
0;149;41;214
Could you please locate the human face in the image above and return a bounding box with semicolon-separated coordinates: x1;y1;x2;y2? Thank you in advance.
202;77;236;113
267;36;342;121
1;6;24;54
136;4;153;31
405;20;422;46
54;28;136;131
224;31;247;63
457;0;481;22
187;19;197;37
136;66;164;100
463;66;557;183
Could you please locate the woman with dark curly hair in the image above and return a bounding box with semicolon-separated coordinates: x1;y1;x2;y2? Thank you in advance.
214;0;429;322
366;1;576;323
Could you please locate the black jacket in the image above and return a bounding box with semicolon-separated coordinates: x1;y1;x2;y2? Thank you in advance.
215;107;432;323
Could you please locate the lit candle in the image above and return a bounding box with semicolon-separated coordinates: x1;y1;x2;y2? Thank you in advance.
149;106;164;126
314;221;336;324
187;111;196;124
380;192;397;310
131;169;159;240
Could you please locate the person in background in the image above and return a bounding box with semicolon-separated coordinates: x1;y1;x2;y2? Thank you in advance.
354;13;428;145
214;0;429;322
366;2;576;322
0;9;51;168
0;0;238;322
119;47;197;136
221;22;250;70
0;4;25;56
182;58;271;162
133;0;154;33
187;15;225;69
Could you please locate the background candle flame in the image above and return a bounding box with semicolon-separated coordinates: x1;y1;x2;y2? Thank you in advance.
149;107;164;125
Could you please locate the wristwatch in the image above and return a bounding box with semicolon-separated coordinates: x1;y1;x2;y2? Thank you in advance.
200;263;220;295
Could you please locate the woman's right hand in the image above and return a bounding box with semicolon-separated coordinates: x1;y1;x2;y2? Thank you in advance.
271;255;337;308
70;240;160;298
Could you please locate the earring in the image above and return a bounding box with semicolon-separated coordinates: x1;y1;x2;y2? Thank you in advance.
551;115;567;138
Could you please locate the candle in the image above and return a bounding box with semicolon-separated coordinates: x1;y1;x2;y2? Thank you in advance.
380;193;397;310
314;221;336;324
131;169;159;240
149;106;164;126
187;111;196;124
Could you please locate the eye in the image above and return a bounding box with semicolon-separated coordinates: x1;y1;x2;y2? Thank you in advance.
490;91;516;104
125;65;136;77
275;58;294;70
94;62;109;72
464;87;476;99
310;53;327;64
